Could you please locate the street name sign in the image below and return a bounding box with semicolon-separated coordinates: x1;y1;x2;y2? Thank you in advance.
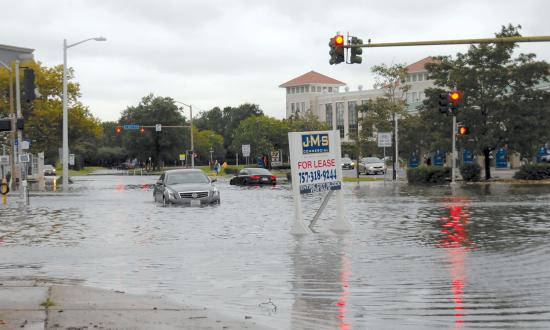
123;124;140;130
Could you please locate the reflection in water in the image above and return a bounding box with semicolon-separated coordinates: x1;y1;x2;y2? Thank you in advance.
439;198;471;329
290;237;353;330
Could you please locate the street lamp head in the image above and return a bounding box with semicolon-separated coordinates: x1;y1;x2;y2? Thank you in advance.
94;37;107;42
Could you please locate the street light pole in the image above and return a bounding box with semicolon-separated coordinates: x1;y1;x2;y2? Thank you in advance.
62;37;106;191
174;101;194;168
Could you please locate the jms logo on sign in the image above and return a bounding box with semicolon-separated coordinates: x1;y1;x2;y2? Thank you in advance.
302;133;329;154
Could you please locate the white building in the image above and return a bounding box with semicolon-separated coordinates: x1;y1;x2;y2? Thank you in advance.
279;57;436;142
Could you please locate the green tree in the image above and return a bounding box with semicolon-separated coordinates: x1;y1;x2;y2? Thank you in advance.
231;115;288;160
286;110;329;132
0;62;102;164
120;94;188;170
193;129;225;164
424;24;550;179
196;103;263;154
359;64;410;169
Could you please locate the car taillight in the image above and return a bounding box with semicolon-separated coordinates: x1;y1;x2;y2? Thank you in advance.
250;175;260;181
270;176;276;181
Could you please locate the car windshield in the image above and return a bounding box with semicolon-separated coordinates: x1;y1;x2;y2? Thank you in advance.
362;157;382;164
241;168;272;175
166;171;210;185
341;158;352;163
44;165;54;170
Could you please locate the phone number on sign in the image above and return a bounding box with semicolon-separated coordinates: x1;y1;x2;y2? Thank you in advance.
298;169;337;184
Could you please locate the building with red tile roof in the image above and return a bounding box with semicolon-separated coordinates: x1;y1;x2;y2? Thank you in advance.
279;59;438;142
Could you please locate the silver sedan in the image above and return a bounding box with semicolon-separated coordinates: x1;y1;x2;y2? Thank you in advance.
153;169;220;205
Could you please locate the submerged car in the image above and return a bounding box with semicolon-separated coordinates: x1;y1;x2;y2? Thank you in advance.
229;168;277;185
341;157;355;169
43;164;56;176
359;157;387;175
153;169;220;205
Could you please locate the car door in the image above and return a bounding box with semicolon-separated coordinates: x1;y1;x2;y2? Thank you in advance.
154;174;165;202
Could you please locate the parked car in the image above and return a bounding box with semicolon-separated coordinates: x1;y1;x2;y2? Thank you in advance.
153;169;220;205
43;164;56;176
541;154;550;163
341;157;355;169
229;168;277;185
359;157;387;175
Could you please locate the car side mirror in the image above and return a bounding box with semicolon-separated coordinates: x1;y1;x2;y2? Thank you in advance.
156;180;163;185
210;178;217;183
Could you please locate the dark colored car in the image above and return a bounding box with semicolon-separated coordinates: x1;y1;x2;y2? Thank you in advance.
229;168;277;185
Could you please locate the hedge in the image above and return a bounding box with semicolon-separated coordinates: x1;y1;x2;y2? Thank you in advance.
460;163;481;182
513;164;550;180
407;166;451;184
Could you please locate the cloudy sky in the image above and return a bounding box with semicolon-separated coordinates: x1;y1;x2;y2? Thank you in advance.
2;0;550;121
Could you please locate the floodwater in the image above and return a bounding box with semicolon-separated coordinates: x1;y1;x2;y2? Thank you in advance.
1;175;550;329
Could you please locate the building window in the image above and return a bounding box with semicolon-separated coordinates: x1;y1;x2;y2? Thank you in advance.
407;75;411;82
300;86;305;93
305;86;309;92
424;73;429;80
287;88;290;94
301;102;305;112
336;102;344;138
325;104;333;129
328;87;333;93
291;103;295;114
412;74;417;82
317;86;321;92
348;101;357;138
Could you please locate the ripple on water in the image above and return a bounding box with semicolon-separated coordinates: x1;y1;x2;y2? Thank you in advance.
1;178;550;329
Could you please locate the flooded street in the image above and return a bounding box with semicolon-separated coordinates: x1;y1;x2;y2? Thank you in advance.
1;175;550;329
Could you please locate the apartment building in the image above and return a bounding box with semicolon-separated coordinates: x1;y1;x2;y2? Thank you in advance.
279;57;435;142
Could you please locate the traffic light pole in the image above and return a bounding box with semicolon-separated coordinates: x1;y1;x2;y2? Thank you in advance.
349;36;550;49
452;115;456;184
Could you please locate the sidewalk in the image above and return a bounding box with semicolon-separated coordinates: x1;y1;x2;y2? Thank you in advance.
0;279;271;330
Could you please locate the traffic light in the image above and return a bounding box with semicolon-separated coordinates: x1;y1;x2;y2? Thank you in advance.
438;93;450;114
457;123;469;135
350;37;363;64
140;127;145;134
449;90;462;114
0;118;24;131
329;35;345;65
23;69;36;102
115;126;122;134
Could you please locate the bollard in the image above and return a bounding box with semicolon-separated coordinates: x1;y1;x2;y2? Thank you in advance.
1;178;9;204
22;180;29;206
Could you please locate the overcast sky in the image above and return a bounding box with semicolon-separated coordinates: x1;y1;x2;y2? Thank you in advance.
3;0;550;121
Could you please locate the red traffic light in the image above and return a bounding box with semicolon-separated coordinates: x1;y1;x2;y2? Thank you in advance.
115;126;122;134
334;35;344;46
140;127;145;134
449;91;462;102
458;125;469;135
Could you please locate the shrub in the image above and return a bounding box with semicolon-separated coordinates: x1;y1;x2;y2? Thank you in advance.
271;163;291;170
460;163;481;182
407;166;451;184
223;166;241;175
513;164;550;180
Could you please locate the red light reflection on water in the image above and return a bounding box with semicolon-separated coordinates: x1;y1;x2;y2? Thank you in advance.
115;183;124;192
336;255;352;330
439;198;471;329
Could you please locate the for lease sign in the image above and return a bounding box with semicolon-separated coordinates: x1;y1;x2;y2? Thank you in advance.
289;131;342;194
